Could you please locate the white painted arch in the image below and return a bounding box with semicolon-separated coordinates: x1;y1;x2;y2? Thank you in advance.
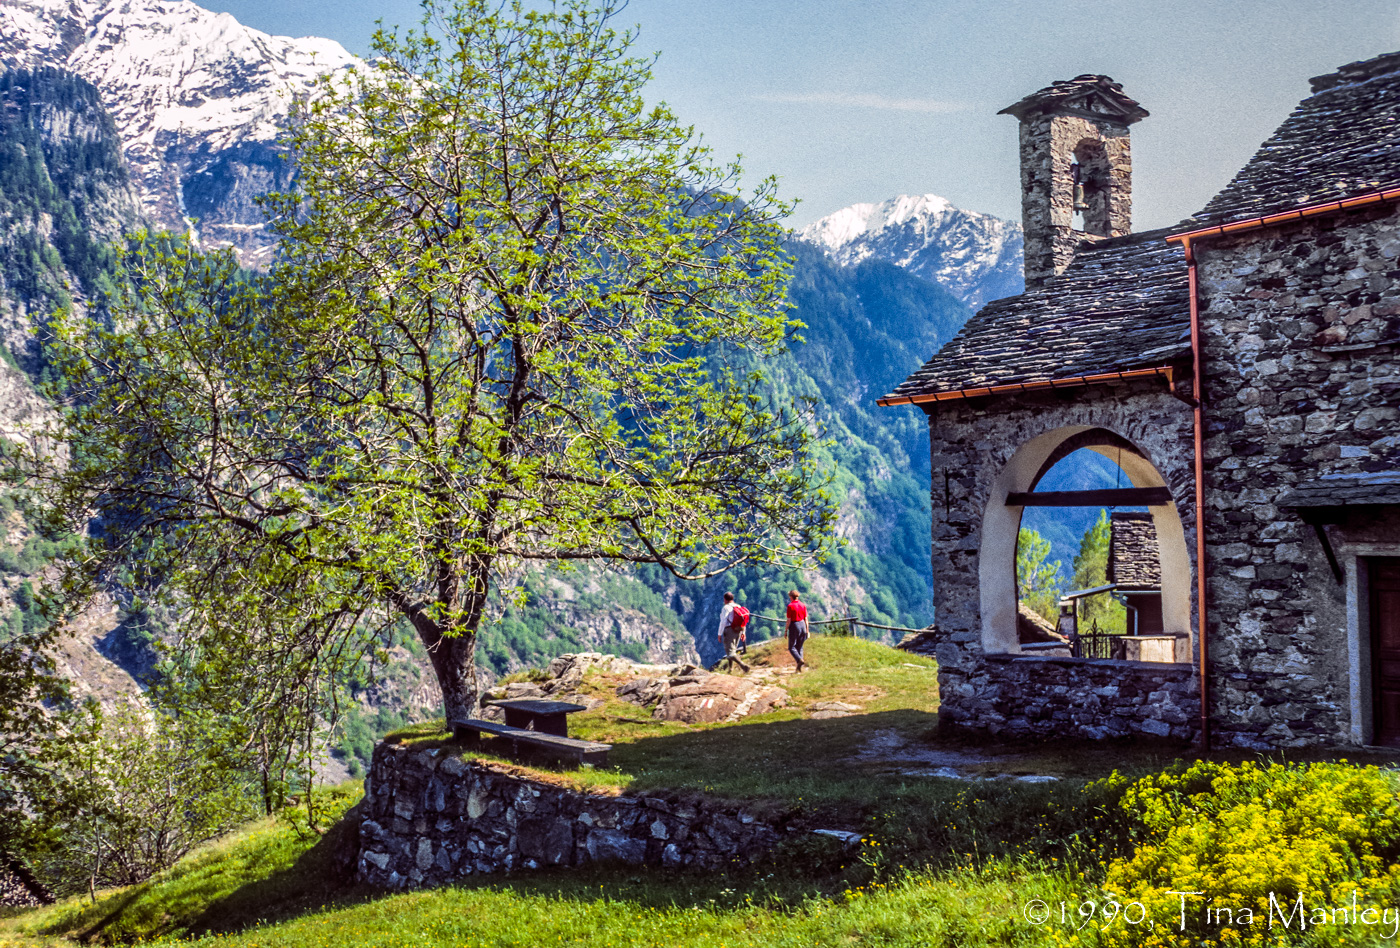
978;425;1193;658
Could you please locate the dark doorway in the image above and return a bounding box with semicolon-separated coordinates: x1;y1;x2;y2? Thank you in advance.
1370;558;1400;747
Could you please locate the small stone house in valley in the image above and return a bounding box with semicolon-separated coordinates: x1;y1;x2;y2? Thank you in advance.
881;54;1400;749
1108;511;1164;637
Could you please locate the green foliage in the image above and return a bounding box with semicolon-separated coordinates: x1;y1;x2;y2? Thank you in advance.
1069;510;1126;634
334;706;411;778
15;782;362;944
47;704;257;892
0;68;128;364
0;619;76;882
1073;761;1400;947
32;0;834;728
1016;527;1063;623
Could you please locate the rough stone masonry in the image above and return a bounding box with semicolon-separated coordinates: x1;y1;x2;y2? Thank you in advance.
1195;204;1400;748
356;741;782;888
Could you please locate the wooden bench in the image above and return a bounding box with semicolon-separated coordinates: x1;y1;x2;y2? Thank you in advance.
451;718;611;768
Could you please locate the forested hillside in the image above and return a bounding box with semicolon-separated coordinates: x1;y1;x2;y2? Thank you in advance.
0;67;982;766
0;67;136;365
644;242;972;663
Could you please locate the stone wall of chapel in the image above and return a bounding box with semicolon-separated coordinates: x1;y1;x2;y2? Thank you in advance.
1195;203;1400;748
923;381;1197;739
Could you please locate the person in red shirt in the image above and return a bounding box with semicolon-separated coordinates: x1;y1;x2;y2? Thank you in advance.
785;590;809;672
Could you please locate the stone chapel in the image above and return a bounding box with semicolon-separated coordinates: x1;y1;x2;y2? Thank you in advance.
882;53;1400;749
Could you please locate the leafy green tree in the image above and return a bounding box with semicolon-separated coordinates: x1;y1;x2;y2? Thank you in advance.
1069;509;1126;634
33;0;832;722
56;705;254;891
0;618;78;886
1016;527;1063;623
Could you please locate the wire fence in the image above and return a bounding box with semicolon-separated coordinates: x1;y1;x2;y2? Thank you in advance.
745;612;934;639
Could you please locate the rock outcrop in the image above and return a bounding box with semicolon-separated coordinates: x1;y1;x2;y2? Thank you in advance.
649;674;789;724
482;651;790;726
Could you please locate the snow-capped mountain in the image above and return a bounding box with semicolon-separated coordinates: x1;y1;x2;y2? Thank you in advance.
0;0;357;265
799;194;1024;308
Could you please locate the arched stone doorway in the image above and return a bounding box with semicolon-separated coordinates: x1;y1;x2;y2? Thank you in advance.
978;425;1193;660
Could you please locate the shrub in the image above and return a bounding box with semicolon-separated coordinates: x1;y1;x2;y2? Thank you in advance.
1066;761;1400;947
53;705;257;890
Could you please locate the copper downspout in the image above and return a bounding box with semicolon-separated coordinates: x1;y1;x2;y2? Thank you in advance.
1165;183;1400;751
1182;236;1210;750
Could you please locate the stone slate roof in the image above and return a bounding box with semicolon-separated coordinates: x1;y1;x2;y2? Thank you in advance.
884;50;1400;405
883;231;1190;401
1191;51;1400;226
998;74;1149;125
1108;511;1161;591
1277;471;1400;508
1017;601;1067;644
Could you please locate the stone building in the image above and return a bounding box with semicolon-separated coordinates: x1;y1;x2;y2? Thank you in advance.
881;54;1400;749
1108;511;1164;636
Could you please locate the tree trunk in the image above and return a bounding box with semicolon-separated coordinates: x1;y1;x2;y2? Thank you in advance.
422;625;478;723
393;566;485;723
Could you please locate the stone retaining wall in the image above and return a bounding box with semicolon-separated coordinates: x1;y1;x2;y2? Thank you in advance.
356;741;783;888
939;655;1198;742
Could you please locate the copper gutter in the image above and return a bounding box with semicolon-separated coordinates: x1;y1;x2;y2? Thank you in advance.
1168;184;1400;751
876;365;1176;407
1167;185;1400;246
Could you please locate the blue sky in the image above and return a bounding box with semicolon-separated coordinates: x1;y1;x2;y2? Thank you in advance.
202;0;1400;229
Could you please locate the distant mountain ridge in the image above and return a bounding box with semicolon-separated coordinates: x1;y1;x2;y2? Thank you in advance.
0;1;990;707
0;0;356;267
798;194;1024;308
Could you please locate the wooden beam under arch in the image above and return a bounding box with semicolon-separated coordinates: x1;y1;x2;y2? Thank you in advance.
1006;487;1174;507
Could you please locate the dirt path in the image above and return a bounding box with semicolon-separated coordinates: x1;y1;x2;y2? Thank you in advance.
849;728;1062;782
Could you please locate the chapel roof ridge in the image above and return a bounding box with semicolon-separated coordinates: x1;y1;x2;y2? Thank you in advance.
1075;224;1181;251
1309;49;1400;94
1191;47;1400;227
997;74;1149;125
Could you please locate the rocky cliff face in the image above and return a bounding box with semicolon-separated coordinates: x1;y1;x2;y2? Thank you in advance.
0;66;141;359
1;0;355;267
798;194;1024;308
536;573;700;667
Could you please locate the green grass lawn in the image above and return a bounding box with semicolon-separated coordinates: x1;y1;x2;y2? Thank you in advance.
5;784;366;946
387;635;948;805
3;798;1081;948
10;636;1399;947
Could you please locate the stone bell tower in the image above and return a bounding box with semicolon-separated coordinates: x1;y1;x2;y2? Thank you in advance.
999;75;1148;287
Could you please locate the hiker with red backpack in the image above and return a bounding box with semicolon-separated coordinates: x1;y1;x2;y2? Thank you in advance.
716;591;751;674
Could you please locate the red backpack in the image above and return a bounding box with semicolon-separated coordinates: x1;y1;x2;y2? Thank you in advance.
730;604;750;630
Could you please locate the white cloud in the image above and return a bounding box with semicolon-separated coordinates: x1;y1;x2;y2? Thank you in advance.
750;92;970;113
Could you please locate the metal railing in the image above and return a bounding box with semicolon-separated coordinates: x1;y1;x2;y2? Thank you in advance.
1071;622;1126;660
1071;633;1120;660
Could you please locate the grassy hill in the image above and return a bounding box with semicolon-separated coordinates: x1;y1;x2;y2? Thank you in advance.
0;639;1088;947
10;640;1400;948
